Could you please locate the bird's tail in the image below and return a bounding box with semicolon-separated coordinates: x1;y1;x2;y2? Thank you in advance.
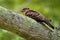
44;18;51;23
44;18;54;29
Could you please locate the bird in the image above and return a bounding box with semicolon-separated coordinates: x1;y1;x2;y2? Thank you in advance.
21;8;54;29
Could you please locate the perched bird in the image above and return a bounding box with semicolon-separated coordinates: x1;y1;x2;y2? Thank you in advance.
21;8;54;29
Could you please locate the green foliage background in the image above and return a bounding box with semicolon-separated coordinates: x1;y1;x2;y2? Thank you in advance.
0;0;60;40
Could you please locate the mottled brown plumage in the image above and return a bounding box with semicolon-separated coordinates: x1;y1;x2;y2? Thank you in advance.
21;8;54;29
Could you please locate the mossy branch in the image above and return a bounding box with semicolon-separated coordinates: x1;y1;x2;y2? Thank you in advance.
0;6;54;40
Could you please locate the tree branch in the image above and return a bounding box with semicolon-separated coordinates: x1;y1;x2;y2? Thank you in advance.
0;6;54;40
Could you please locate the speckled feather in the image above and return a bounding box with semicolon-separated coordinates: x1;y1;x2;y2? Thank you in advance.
21;8;54;29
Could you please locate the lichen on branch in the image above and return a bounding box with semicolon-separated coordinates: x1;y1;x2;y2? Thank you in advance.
0;6;54;40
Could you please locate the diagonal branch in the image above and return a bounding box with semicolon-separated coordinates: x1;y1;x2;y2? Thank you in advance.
0;6;54;40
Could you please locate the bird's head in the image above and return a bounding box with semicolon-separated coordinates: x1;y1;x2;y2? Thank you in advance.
21;8;29;13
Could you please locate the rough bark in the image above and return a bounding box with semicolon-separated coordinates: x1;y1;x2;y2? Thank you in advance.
0;6;54;40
